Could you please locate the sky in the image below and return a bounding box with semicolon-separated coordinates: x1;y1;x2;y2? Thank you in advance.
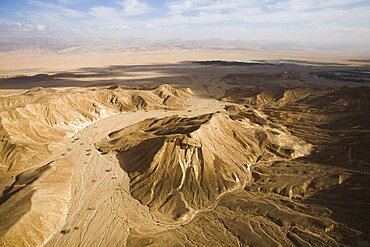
0;0;370;45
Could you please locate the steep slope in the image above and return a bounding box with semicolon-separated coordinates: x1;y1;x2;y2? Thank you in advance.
0;85;193;246
0;85;192;173
223;87;315;107
223;86;370;110
96;107;311;224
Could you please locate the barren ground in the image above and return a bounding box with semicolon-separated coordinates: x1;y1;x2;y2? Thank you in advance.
0;51;369;247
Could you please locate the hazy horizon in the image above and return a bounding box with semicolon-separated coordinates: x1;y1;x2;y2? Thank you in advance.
0;0;370;50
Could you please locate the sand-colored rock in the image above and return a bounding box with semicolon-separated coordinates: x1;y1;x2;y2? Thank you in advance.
96;107;310;224
0;60;369;247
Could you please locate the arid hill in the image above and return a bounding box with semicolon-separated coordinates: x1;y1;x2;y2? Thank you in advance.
0;85;192;173
0;62;369;246
96;108;310;224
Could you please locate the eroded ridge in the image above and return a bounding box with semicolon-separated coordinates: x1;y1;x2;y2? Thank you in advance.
0;84;193;246
0;84;192;173
96;106;311;224
0;73;369;247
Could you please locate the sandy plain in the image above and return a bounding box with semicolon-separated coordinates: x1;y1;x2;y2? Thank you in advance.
0;50;369;246
1;49;369;77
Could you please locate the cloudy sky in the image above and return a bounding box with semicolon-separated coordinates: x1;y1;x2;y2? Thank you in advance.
0;0;370;45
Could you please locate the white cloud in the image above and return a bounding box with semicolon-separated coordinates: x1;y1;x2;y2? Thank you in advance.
167;0;269;15
89;0;150;18
27;0;85;18
16;22;34;31
0;19;47;33
1;0;369;48
35;24;46;31
159;0;370;28
96;22;129;30
89;6;118;18
145;23;155;28
119;0;150;15
166;0;368;15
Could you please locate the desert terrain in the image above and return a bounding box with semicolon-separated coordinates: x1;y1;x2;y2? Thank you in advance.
0;51;369;247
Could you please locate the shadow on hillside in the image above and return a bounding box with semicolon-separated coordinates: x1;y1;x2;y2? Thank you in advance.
306;173;370;245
